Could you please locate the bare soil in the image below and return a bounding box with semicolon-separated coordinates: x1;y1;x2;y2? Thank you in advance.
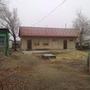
0;50;90;90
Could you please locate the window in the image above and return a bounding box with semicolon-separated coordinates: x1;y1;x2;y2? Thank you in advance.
43;39;49;46
43;42;48;46
0;36;5;47
34;41;39;46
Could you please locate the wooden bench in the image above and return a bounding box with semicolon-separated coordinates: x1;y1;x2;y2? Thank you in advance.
42;54;56;59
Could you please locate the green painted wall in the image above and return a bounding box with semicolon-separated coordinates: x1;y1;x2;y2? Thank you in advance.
0;29;9;56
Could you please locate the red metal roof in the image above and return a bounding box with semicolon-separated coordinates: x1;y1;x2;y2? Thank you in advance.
19;27;79;38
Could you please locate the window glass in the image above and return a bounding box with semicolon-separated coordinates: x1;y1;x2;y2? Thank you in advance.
43;43;48;46
43;40;49;46
34;41;39;46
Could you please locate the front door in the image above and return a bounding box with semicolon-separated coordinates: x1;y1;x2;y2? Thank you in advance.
27;40;32;50
63;40;67;49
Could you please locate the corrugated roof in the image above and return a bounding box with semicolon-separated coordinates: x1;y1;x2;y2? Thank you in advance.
19;27;79;38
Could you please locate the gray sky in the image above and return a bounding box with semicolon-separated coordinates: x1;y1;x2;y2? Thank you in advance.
9;0;90;28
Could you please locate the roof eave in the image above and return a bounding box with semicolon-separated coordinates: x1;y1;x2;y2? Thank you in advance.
20;35;78;38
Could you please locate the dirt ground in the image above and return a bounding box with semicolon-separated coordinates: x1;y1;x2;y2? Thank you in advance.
0;50;90;90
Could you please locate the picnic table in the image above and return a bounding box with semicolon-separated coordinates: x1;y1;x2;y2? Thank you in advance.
42;53;56;59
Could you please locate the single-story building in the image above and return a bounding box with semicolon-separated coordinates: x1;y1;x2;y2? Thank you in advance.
19;27;79;50
0;28;9;55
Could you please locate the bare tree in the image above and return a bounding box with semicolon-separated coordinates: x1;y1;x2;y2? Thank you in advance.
0;5;20;51
0;0;7;7
73;11;90;48
0;0;4;4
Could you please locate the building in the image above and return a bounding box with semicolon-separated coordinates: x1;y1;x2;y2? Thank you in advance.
19;27;79;50
0;28;9;55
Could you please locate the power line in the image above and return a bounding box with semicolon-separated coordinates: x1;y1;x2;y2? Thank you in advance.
32;0;67;26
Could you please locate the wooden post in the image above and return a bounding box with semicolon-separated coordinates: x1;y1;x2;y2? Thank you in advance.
87;53;90;72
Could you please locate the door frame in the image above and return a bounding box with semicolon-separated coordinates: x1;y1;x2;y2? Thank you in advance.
27;40;32;50
63;40;67;49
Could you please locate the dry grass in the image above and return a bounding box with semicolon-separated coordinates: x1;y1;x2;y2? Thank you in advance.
50;50;88;63
0;50;90;90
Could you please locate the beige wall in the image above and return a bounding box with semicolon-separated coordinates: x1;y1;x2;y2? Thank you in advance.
21;37;76;50
32;38;63;50
21;38;27;50
67;39;76;49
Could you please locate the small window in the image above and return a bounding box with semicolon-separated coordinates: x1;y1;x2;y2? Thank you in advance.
34;42;39;46
42;39;49;46
43;43;48;46
0;36;5;47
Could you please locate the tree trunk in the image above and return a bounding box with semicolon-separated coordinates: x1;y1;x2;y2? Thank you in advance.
79;35;83;49
13;33;17;51
79;29;84;49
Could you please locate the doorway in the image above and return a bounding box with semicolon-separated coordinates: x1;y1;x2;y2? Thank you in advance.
63;40;67;49
27;40;32;50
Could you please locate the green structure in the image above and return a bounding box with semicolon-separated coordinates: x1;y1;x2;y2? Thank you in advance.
0;28;9;56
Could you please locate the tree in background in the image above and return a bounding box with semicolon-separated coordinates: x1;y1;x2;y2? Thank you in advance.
0;3;20;51
73;11;90;48
0;0;4;4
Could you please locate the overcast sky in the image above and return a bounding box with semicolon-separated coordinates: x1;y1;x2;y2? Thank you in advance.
9;0;90;28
